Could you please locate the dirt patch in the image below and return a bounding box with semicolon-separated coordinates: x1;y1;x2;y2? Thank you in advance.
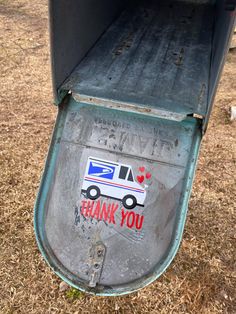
0;1;235;313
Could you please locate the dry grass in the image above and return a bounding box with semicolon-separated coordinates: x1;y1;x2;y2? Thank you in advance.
0;1;235;313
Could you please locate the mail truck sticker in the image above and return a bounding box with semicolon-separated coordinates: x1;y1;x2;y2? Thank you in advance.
81;157;147;209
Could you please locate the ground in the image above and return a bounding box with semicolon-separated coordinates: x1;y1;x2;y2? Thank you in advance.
0;1;235;313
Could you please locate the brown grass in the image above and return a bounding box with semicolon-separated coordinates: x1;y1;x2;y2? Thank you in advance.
0;1;235;313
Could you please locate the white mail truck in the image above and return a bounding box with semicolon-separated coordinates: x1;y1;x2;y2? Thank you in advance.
81;157;147;209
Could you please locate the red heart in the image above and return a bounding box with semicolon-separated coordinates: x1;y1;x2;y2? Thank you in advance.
139;167;145;173
146;172;152;180
137;175;144;184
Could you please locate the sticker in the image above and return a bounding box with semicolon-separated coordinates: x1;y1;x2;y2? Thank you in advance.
139;166;145;173
78;199;145;230
137;175;144;184
81;157;147;209
78;157;154;232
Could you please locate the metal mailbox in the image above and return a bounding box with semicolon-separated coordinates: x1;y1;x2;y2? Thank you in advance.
34;0;236;295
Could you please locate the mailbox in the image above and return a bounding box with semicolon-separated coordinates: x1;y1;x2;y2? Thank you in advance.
34;0;236;295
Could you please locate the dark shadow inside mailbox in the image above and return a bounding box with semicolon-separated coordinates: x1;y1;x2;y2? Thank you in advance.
34;0;235;295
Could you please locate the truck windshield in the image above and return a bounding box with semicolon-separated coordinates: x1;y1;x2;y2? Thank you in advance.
127;170;134;182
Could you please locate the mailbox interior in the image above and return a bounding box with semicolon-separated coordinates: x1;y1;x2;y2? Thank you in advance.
34;0;235;295
50;0;235;123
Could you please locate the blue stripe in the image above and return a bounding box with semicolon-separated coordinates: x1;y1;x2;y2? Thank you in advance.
85;179;144;194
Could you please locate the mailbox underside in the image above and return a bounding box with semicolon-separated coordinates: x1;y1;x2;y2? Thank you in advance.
62;1;214;117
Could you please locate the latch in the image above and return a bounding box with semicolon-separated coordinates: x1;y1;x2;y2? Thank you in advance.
88;242;106;288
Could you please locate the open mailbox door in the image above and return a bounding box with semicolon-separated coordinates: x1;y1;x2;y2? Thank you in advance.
34;0;236;295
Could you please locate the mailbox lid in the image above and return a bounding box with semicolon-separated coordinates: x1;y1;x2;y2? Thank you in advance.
34;96;201;295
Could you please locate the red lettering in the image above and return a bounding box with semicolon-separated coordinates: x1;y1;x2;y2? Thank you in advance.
109;203;118;224
99;202;110;222
80;200;87;216
127;212;135;229
85;201;94;217
135;214;144;230
120;208;129;227
80;200;143;230
93;200;101;220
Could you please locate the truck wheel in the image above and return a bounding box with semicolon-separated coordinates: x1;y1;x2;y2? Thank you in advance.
122;195;137;210
86;186;100;200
